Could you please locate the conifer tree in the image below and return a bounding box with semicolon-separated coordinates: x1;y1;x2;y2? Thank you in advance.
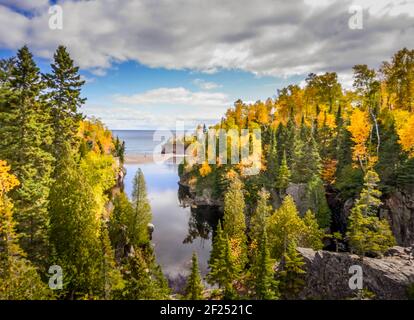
43;45;85;155
208;220;224;280
223;177;247;270
278;241;306;299
208;234;237;298
266;128;278;186
346;170;396;256
0;160;50;300
185;252;204;300
252;228;279;300
275;151;291;192
305;175;331;228
301;210;325;250
0;46;54;265
131;169;152;246
249;188;272;248
267;195;305;259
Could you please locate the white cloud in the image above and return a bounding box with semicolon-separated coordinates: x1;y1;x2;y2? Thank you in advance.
0;0;49;11
115;87;230;108
0;0;412;78
193;79;222;90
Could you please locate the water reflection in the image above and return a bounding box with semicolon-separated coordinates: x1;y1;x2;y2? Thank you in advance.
123;161;221;292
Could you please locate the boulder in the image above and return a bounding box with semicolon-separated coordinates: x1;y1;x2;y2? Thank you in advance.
297;246;414;300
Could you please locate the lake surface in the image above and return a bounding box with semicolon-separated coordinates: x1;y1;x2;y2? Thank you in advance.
115;130;219;290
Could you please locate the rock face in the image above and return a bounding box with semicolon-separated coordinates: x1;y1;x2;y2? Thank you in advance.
297;246;414;300
381;188;414;246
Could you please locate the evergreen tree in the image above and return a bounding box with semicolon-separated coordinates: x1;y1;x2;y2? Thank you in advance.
208;220;224;281
346;170;396;256
207;234;237;298
278;241;306;299
43;45;85;155
0;160;50;300
266;128;278;186
249;188;271;249
185;252;204;300
305;175;331;228
275;151;291;192
0;46;54;265
131;169;152;246
301;210;325;250
223;177;247;270
267;195;305;259
252;228;279;300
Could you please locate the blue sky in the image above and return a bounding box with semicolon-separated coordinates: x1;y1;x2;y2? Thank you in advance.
0;0;413;129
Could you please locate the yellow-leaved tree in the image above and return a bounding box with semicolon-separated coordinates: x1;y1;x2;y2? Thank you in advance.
347;108;372;170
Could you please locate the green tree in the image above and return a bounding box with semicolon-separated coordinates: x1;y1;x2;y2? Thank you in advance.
185;252;204;300
0;46;54;265
278;241;306;299
249;188;271;249
301;210;325;250
346;170;396;256
267;195;305;259
223;177;247;270
43;45;85;156
275;151;291;192
305;175;331;228
131;169;152;246
208;234;237;298
0;160;50;300
48;147;104;299
252;228;279;300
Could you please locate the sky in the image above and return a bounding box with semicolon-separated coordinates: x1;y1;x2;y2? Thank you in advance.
0;0;413;129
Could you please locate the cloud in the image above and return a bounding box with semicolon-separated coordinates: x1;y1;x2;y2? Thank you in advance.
114;87;230;108
0;0;412;78
193;78;222;90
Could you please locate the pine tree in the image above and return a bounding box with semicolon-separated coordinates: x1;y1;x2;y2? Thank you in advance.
305;175;331;228
0;46;54;265
252;228;279;300
267;195;305;259
208;220;224;282
301;210;325;250
266;128;278;186
185;252;204;300
223;177;247;270
131;169;152;246
346;170;396;257
0;160;50;300
275;151;291;192
208;234;237;298
278;241;306;299
43;45;85;155
249;188;271;249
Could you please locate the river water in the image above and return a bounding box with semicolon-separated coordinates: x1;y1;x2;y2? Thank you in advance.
113;130;219;291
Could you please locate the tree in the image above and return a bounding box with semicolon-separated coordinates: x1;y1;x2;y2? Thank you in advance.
266;128;278;186
207;234;237;298
252;228;279;300
301;210;325;250
48;147;105;299
223;177;247;270
249;188;272;250
347;108;371;171
278;241;306;299
185;252;204;300
0;160;50;300
305;175;331;228
275;151;291;192
0;46;54;265
43;45;85;156
346;170;396;256
131;169;152;246
267;195;306;259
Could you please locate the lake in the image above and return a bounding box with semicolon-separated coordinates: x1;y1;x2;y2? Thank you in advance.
113;130;219;291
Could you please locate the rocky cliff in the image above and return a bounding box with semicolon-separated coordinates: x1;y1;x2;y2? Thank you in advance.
297;246;414;300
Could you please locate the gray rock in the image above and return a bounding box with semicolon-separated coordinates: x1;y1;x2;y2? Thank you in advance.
297;246;414;300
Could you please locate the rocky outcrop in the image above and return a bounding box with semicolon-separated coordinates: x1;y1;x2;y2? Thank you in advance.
381;187;414;247
297;246;414;300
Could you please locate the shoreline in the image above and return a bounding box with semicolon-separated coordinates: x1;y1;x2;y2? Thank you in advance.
124;153;184;165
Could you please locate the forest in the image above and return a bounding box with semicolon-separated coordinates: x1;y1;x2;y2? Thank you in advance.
0;45;413;300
